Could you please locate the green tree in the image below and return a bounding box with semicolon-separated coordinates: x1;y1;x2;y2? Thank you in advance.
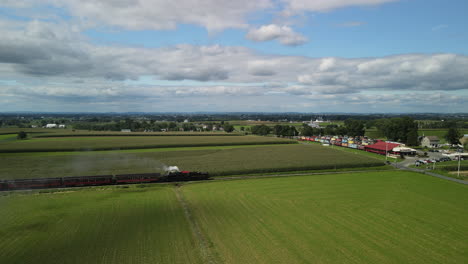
251;125;271;136
300;124;314;136
223;124;235;133
406;129;419;146
445;123;461;145
375;117;418;142
17;131;27;140
344;119;365;137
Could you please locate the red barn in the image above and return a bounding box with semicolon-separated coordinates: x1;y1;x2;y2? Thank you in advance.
364;141;402;155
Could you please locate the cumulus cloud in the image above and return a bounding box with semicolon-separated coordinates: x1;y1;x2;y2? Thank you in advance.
44;0;273;32
0;18;467;112
7;0;398;32
246;24;307;46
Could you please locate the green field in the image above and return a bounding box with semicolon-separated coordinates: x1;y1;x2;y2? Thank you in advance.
0;185;202;264
182;171;468;264
0;134;17;141
2;171;467;264
0;135;295;152
0;144;384;179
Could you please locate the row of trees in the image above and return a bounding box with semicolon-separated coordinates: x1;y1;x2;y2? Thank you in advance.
72;119;236;132
375;117;419;146
252;120;367;138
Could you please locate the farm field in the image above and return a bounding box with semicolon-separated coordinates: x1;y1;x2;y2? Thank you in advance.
0;185;202;264
2;171;466;264
0;135;295;152
182;171;468;264
33;131;243;137
0;144;384;179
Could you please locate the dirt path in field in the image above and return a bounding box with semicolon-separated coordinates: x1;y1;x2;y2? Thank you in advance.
174;186;221;264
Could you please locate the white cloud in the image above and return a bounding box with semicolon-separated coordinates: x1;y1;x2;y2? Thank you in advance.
283;0;399;15
246;24;307;45
5;0;397;32
0;18;467;112
47;0;273;32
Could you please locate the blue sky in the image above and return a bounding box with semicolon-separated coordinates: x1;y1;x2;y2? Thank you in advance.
0;0;467;112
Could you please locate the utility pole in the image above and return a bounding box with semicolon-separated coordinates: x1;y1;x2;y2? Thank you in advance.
385;141;388;162
458;154;461;178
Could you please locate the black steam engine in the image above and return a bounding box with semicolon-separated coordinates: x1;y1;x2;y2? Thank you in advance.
0;170;209;191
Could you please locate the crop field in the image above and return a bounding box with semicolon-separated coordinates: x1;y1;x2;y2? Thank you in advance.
0;135;295;152
0;144;384;179
182;171;468;264
0;134;17;141
2;171;466;264
33;131;243;137
0;185;202;264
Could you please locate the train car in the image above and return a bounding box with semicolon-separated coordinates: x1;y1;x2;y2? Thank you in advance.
164;171;210;182
62;175;113;187
0;180;6;191
115;173;161;184
1;170;210;191
3;177;63;190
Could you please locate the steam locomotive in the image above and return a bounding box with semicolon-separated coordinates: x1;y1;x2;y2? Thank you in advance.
0;170;209;191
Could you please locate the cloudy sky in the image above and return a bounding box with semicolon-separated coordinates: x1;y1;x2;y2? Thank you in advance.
0;0;467;113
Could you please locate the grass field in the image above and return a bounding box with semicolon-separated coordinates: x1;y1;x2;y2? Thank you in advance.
182;171;468;264
2;171;466;264
0;134;17;141
0;135;295;152
0;185;202;264
0;144;384;179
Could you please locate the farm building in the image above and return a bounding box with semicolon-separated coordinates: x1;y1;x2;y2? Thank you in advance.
45;124;57;128
364;141;402;155
421;136;440;148
460;135;468;145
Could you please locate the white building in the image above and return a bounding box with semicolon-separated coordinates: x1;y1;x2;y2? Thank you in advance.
421;136;440;148
45;124;57;128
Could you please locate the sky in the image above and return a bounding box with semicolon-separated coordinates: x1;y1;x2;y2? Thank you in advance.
0;0;467;113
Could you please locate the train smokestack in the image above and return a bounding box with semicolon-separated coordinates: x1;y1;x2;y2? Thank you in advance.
166;166;180;173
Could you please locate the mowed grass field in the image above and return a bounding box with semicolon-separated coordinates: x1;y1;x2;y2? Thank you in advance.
0;185;202;264
2;171;467;264
182;171;468;264
0;135;295;152
0;144;384;179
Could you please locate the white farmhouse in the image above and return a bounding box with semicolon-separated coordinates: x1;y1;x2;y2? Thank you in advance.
421;136;440;148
